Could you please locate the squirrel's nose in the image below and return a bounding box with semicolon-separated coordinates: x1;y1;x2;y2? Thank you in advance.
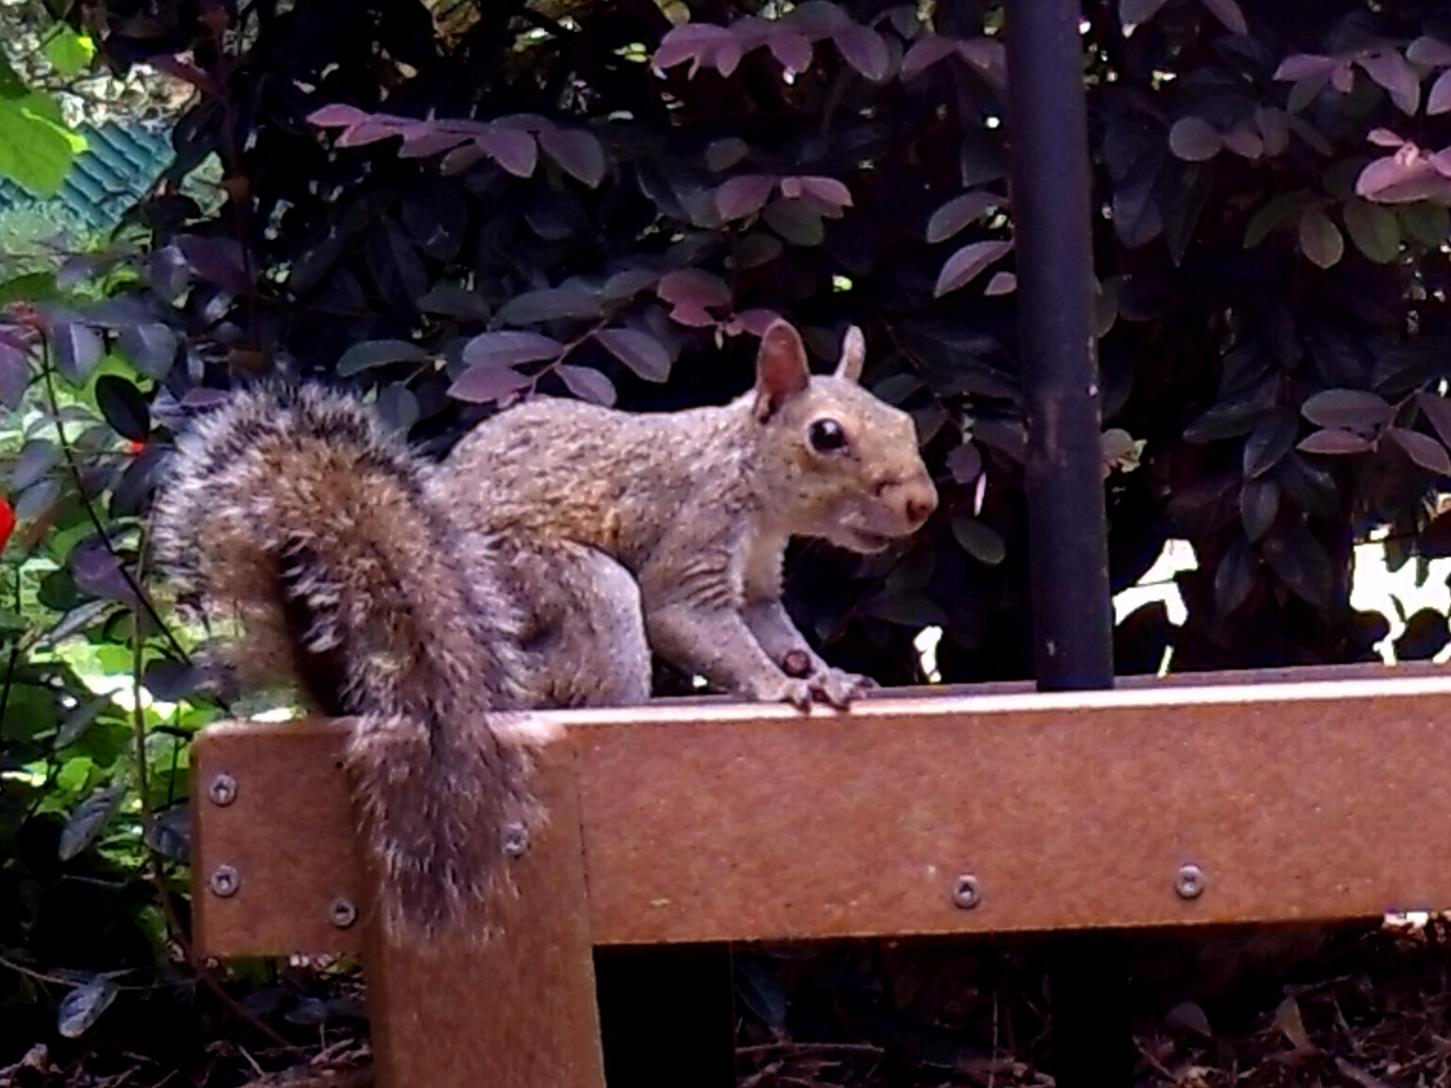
900;474;938;528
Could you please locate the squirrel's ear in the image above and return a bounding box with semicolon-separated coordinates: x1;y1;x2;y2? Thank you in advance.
754;320;810;421
835;325;865;383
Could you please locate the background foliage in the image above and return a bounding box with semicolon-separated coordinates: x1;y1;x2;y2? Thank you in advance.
5;0;1451;1077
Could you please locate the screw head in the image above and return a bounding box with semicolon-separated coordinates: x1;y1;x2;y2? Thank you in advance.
1175;862;1205;900
208;773;237;806
951;874;981;910
328;897;358;929
501;822;529;858
209;864;240;898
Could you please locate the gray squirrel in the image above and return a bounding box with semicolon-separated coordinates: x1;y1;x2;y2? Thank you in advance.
152;318;937;944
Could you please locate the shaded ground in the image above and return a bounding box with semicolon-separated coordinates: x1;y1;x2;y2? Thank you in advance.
3;919;1448;1087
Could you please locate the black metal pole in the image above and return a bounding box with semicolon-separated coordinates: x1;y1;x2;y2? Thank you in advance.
1002;3;1131;1086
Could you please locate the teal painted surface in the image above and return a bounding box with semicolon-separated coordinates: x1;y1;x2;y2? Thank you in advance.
0;120;173;232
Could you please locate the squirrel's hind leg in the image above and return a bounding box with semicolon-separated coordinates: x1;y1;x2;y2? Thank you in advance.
510;542;652;709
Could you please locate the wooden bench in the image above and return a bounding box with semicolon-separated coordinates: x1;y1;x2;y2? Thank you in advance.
190;664;1451;1085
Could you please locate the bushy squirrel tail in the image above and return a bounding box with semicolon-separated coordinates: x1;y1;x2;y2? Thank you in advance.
152;383;545;943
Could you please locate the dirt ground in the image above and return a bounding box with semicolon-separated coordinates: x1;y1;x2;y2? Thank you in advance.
3;918;1448;1087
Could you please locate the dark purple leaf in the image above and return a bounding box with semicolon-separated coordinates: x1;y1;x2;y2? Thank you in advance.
70;541;137;605
716;175;778;221
1274;54;1338;81
557;364;617;406
95;376;150;442
417;284;490;320
832;25;889;81
1356;149;1451;204
933;240;1012;297
945;442;982;484
595;328;671;383
11;439;58;491
1300;388;1392;431
1168;117;1222;162
1429;70;1451;115
657;269;732;310
109;443;166;519
334;119;406;148
1242;412;1297;478
795;176;853;208
15;479;60;522
767;29;813;73
1198;0;1247;35
337;339;430;377
728;309;780;337
365;221;428;304
448;365;533;404
1357;50;1420;115
142;658;206;700
402;185;467;261
116;324;177;380
1120;0;1170;28
1297;207;1344;268
397;128;470;159
1214;537;1255;616
307;104;370;128
440;141;486;175
175;235;250;294
461;331;565;368
652;24;740;78
538;127;606;187
1387;426;1451;475
601;269;659;302
1262;523;1334;608
496;287;602;325
475;128;538;178
1254;108;1290;156
900;36;958;79
926;191;999;243
1408;36;1451;66
51;323;102;383
1222;127;1263;160
1296;428;1374;454
984;271;1017;296
1240;478;1280;542
0;339;29;408
58;785;125;863
1418;392;1451;449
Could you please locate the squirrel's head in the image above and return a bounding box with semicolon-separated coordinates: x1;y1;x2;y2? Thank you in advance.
750;320;937;554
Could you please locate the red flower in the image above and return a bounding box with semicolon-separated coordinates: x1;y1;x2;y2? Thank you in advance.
0;499;15;553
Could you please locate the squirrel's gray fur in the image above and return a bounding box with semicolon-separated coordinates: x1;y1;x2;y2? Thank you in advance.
151;319;936;944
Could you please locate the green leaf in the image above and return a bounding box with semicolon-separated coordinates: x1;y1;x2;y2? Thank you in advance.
337;339;430;376
1397;202;1450;249
0;59;86;198
951;516;1006;566
1342;200;1399;264
41;26;96;78
1297;207;1344;269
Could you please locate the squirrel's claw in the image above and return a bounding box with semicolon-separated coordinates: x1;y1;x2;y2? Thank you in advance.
811;667;874;710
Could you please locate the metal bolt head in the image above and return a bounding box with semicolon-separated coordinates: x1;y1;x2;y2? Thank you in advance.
501;822;529;858
951;874;981;910
1175;862;1205;900
328;897;358;929
208;773;237;806
209;864;240;898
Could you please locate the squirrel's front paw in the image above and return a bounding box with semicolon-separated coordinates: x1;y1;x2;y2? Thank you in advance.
752;675;814;711
812;667;875;709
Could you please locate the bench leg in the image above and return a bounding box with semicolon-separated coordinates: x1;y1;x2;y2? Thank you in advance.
359;748;606;1087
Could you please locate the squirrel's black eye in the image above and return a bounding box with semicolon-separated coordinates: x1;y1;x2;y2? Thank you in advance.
809;418;848;453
